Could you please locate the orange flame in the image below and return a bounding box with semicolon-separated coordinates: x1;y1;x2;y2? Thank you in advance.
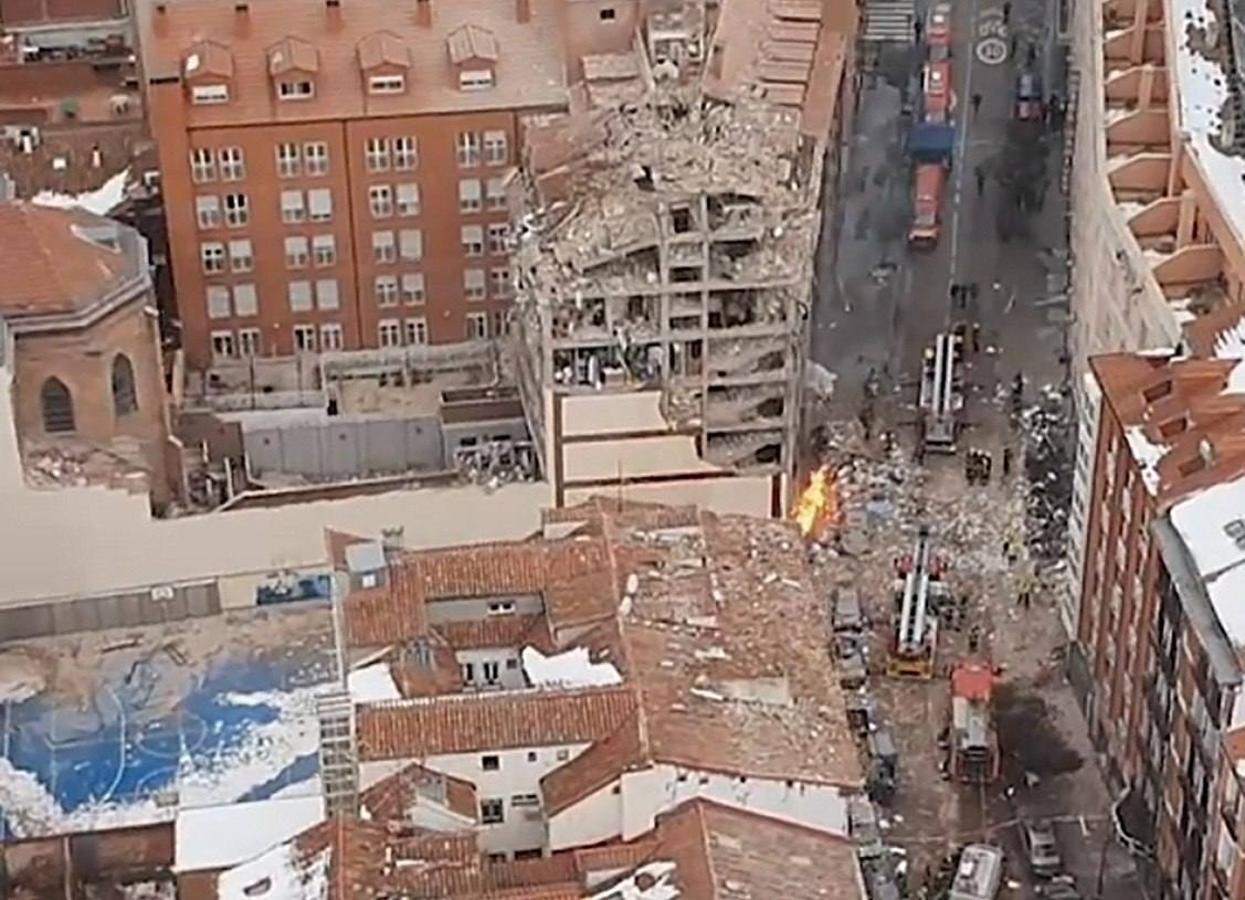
793;465;840;540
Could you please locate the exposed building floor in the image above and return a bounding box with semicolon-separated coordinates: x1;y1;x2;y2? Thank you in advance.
810;422;1140;897
0;603;336;839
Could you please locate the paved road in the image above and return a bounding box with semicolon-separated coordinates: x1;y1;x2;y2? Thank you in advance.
811;0;1069;443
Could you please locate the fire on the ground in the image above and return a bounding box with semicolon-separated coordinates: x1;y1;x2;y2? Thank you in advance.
793;465;841;540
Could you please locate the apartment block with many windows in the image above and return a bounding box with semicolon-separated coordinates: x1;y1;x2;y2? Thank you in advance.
137;0;578;370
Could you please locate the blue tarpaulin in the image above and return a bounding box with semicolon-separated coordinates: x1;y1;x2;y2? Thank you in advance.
907;123;956;163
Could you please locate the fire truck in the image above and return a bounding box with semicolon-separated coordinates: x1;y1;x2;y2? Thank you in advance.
918;330;965;453
889;527;950;678
907;1;955;248
949;663;1000;783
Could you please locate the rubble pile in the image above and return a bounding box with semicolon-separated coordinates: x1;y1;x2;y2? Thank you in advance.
1020;393;1073;564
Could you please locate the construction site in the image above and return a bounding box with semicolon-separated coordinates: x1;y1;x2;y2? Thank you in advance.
511;89;825;505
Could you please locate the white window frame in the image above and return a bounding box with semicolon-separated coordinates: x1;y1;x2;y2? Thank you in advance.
312;233;336;266
303;142;329;176
320;322;344;350
308;188;333;222
458;178;482;212
276;142;301;178
365;137;391;173
375;275;399;306
396;182;420;216
483;130;508;165
285;235;309;269
190;147;216;183
195;195;221;229
281;190;306;224
398;229;423;261
218;146;245;181
228;239;254;273
461;224;484;256
459;68;494;92
466;311;488;340
206;285;231;318
223;192;249;227
233;283;258;317
372;230;396;263
369;184;393;218
368;74;405;94
201;242;226;274
293;324;318;351
392;136;418;170
487;223;508;255
278;80;315;100
315;278;340;311
210;330;237;358
401;272;425;305
485;176;508;211
192;83;229;105
378;318;402;347
456;131;481;167
237;327;261;357
288;280;313;312
404;317;428;346
464;267;486;301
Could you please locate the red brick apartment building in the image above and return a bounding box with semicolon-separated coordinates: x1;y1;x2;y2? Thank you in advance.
136;0;643;370
1073;322;1245;899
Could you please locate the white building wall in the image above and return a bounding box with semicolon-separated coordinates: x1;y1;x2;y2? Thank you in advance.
456;647;526;691
363;742;591;856
547;764;852;852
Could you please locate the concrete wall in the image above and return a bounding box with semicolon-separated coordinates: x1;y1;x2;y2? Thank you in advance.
562;475;774;516
425;593;543;624
0;578;219;640
244;414;444;479
1065;370;1103;637
457;646;526;691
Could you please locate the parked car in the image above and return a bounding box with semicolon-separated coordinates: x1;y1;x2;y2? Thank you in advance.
1036;875;1082;899
1021;819;1062;877
1014;71;1044;121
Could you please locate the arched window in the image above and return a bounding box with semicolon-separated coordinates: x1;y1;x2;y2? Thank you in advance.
40;377;75;433
111;354;137;416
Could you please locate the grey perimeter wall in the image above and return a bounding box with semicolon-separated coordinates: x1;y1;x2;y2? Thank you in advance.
243;415;530;480
0;581;220;641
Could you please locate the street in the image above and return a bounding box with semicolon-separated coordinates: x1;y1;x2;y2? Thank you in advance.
803;0;1145;894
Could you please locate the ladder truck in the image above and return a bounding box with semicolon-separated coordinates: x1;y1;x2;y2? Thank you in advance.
888;527;949;678
918;330;964;454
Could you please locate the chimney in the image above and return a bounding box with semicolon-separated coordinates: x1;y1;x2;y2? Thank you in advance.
516;0;530;23
415;0;431;27
234;1;248;12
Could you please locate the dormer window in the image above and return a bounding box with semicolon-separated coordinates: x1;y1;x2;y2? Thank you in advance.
183;40;235;106
278;80;315;100
369;74;405;94
446;24;498;93
459;69;495;91
192;84;229;104
358;31;411;96
267;36;320;103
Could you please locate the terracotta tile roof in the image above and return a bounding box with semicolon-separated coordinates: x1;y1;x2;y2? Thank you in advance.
184;40;233;80
447;24;500;65
343;577;426;647
662;799;864;898
359;760;477;822
391;636;463;698
0;202;143;318
433;613;550;651
136;0;570;126
267;36;319;75
357;31;411;71
323;527;371;569
356;686;637;760
542;713;646;814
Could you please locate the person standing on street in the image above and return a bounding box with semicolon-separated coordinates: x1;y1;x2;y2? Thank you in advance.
974;164;986;196
971;92;982;115
1002;0;1011;21
914;17;924;43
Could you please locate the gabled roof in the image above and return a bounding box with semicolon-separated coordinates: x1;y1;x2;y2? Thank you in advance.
183;39;234;80
446;24;499;65
356;685;637;759
357;30;411;70
267;36;319;76
0;203;141;318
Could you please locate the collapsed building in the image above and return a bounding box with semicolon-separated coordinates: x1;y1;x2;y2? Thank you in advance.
512;89;827;516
